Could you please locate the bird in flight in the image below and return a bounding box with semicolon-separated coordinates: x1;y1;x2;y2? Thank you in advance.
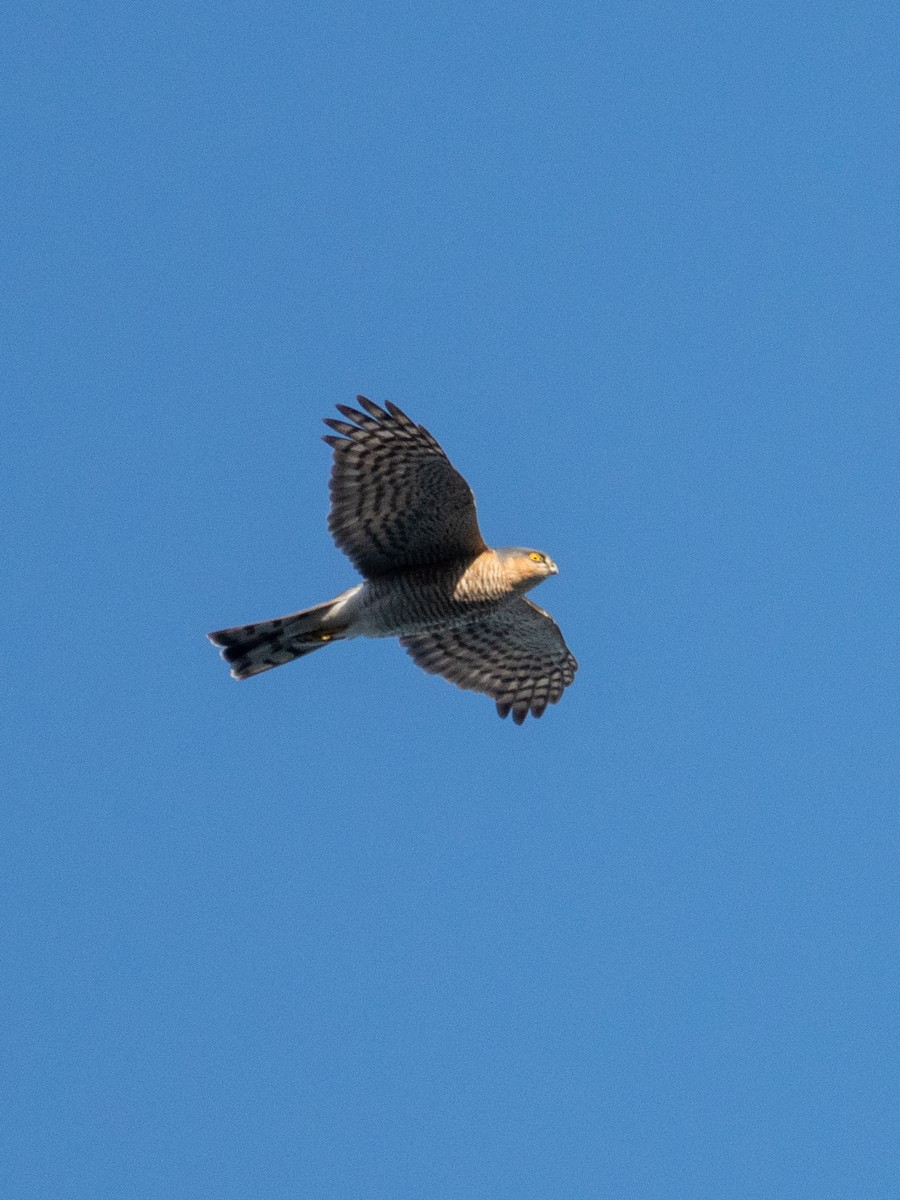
208;397;577;724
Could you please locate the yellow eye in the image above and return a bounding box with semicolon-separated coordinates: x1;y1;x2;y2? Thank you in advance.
528;552;544;563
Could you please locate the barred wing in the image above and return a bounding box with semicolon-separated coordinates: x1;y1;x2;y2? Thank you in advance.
401;599;577;724
323;397;487;577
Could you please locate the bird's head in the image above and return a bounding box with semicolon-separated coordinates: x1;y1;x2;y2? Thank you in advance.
498;547;560;592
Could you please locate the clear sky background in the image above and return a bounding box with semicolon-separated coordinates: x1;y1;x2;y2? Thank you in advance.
4;3;898;1198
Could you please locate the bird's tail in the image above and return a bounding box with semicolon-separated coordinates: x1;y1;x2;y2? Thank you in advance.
208;586;359;680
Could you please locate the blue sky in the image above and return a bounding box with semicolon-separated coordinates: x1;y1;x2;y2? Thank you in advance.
4;2;898;1197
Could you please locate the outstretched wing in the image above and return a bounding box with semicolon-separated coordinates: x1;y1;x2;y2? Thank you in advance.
323;397;487;577
400;598;577;724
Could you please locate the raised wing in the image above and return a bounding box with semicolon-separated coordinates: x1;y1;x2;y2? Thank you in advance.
323;398;487;577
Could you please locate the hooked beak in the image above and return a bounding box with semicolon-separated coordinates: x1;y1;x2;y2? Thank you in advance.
548;558;559;575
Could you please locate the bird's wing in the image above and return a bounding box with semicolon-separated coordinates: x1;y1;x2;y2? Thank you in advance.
400;598;577;724
323;397;487;577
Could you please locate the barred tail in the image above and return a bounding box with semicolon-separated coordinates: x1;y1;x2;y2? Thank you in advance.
208;588;358;680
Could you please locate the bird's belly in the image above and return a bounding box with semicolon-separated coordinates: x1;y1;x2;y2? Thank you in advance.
352;573;500;639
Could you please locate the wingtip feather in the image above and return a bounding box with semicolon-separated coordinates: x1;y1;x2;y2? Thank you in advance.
356;395;387;420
